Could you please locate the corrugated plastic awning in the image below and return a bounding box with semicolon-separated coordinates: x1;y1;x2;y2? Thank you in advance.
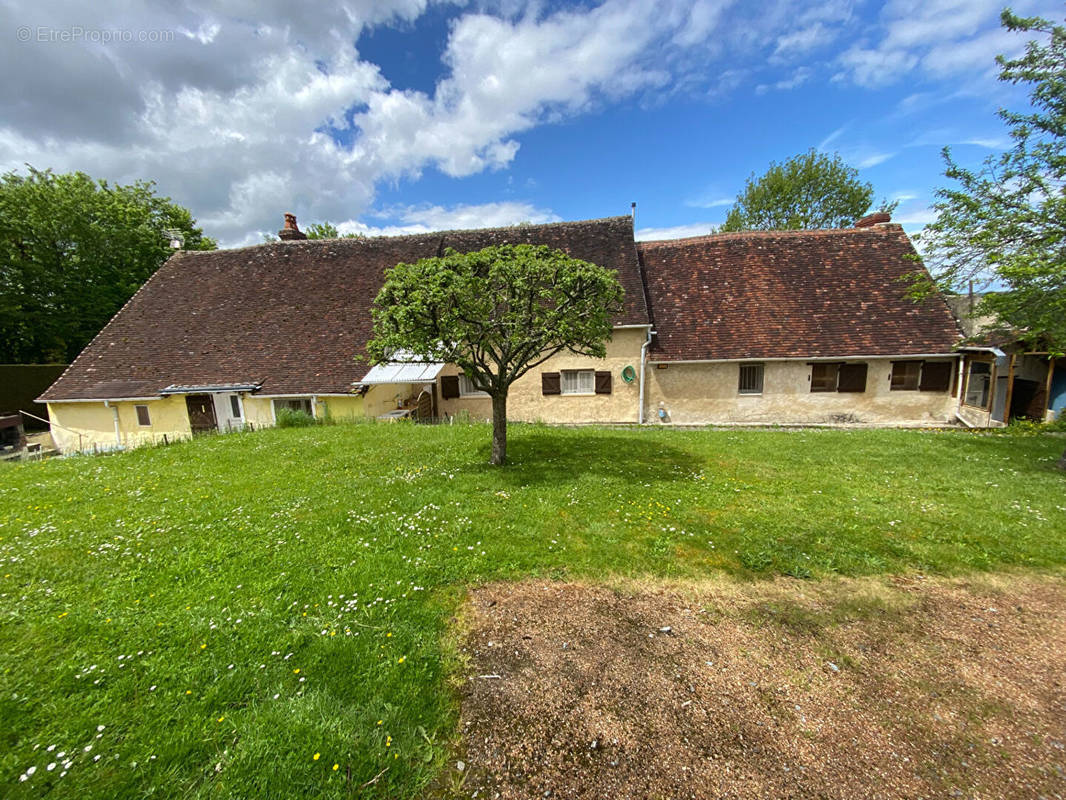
357;352;444;385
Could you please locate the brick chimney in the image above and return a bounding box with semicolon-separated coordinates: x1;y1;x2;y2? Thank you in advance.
278;213;307;241
854;211;891;228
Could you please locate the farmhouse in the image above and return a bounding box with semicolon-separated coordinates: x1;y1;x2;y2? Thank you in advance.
40;212;964;453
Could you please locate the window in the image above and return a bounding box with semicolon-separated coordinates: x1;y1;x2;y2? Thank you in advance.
230;395;242;418
135;405;151;426
811;362;867;393
890;361;922;391
560;369;595;394
275;398;313;415
458;373;488;397
810;363;839;392
738;363;764;394
964;361;992;408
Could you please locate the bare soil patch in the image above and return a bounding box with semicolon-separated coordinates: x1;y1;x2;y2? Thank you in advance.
447;574;1066;799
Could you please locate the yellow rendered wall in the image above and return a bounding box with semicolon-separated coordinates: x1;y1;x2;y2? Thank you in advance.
47;396;193;453
319;395;364;421
436;327;647;424
644;359;959;426
241;396;275;429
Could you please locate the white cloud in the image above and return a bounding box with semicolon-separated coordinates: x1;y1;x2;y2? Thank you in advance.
818;124;848;151
772;23;834;59
960;137;1008;149
755;66;812;94
2;0;1014;248
636;222;718;241
856;151;894;168
685;196;733;209
834;45;918;88
339;201;561;237
892;204;938;225
1;0;760;245
833;0;1038;88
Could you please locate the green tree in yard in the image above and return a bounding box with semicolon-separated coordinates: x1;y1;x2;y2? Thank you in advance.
720;149;890;231
0;167;215;363
368;244;624;465
912;10;1066;467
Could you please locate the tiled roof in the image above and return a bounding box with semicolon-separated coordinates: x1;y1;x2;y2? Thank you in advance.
41;216;647;401
639;225;961;362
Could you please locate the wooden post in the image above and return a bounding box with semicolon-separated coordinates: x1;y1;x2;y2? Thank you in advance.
1043;357;1057;422
1002;352;1016;423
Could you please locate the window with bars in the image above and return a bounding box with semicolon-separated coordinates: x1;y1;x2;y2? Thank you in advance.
738;363;764;394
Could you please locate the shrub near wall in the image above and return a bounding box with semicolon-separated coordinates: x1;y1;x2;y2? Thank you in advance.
0;364;67;430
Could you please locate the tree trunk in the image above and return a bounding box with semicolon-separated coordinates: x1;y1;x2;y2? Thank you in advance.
490;393;507;466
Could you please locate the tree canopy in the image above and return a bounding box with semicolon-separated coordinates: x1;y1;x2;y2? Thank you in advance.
915;11;1066;357
367;243;624;465
304;221;365;240
720;149;882;232
0;167;215;363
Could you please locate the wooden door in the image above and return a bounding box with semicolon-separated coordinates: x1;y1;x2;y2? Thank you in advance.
415;390;433;422
185;394;218;434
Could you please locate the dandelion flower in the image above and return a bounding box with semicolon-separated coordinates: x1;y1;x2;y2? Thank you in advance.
217;716;224;722
312;753;320;761
397;656;405;664
293;668;300;674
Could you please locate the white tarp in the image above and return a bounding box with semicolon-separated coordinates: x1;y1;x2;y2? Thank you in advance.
358;352;444;385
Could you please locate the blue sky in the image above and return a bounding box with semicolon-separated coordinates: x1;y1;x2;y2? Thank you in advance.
0;0;1052;246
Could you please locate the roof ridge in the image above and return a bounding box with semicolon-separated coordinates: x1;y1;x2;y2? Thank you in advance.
638;225;902;248
188;215;635;257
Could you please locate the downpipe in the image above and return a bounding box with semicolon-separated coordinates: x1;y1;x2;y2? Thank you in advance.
638;327;654;425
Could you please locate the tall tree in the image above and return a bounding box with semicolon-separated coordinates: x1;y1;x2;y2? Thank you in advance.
368;244;624;465
914;10;1066;466
720;149;884;232
0;167;215;363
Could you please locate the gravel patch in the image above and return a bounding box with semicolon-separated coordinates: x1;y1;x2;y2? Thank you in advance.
449;574;1066;799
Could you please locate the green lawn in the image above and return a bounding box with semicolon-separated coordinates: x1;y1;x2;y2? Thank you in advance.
1;423;1064;798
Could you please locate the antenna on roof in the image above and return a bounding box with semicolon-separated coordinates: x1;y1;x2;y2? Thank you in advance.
631;202;636;223
164;229;185;249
